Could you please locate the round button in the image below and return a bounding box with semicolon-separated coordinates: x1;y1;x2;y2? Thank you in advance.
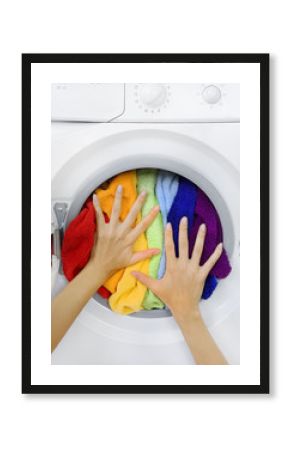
139;84;167;108
202;85;221;104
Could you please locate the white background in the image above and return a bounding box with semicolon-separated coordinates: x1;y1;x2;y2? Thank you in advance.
0;1;285;450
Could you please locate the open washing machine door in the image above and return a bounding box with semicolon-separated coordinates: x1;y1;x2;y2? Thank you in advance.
51;125;240;364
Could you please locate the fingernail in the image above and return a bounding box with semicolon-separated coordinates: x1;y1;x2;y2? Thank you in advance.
140;190;147;197
218;242;223;250
200;223;206;232
131;271;137;277
166;222;172;230
153;205;160;212
182;216;188;224
117;184;123;193
93;194;97;205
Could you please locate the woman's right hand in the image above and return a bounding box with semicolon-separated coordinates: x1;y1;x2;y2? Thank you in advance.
132;217;223;326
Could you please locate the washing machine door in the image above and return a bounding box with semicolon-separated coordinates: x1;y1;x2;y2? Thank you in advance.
51;125;240;364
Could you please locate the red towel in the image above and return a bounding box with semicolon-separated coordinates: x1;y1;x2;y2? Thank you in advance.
61;198;111;299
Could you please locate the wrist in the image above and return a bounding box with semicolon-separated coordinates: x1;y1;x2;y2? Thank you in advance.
82;261;110;289
173;307;202;330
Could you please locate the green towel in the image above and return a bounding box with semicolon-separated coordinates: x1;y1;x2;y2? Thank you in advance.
137;169;164;309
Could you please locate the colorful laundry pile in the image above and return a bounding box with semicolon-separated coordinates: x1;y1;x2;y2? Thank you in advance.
62;169;232;315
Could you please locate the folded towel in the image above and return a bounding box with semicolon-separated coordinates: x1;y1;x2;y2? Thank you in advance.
155;170;179;278
96;170;137;293
137;169;164;310
167;176;217;299
189;188;231;279
109;213;150;315
62;198;111;299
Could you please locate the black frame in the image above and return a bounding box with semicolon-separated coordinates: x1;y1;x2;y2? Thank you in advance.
22;53;269;394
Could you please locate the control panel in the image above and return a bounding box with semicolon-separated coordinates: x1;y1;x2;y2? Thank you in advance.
51;83;239;123
117;83;239;122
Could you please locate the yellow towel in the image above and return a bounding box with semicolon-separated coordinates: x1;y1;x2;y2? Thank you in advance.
109;212;149;315
96;171;137;293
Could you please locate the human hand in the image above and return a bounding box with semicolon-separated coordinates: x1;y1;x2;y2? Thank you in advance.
131;217;223;326
87;185;160;282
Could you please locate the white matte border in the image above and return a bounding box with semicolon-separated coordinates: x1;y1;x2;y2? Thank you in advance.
30;62;260;386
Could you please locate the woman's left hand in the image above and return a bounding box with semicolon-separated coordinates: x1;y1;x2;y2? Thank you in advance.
87;185;160;280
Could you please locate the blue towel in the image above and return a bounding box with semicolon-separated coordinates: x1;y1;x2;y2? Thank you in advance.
167;176;197;257
167;176;218;299
156;170;179;278
202;274;218;299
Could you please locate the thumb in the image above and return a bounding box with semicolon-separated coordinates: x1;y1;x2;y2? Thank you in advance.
131;271;158;292
130;248;160;265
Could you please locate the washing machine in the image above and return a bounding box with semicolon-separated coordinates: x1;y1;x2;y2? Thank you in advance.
51;83;240;365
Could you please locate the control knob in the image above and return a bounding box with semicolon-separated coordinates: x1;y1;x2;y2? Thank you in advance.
139;84;167;108
202;85;221;104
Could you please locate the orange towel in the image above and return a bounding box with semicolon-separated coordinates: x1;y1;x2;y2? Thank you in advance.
96;170;137;292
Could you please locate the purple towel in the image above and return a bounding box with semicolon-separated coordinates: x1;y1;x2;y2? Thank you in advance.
189;188;232;279
167;176;217;299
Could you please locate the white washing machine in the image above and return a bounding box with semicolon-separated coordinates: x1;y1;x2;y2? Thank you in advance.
51;83;240;365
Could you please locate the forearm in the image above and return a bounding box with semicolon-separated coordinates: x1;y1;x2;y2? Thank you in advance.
51;262;107;352
175;310;228;365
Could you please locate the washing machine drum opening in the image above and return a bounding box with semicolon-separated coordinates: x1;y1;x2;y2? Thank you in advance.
61;168;233;319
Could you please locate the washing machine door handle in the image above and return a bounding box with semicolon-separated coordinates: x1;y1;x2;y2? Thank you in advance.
51;202;68;290
52;202;68;258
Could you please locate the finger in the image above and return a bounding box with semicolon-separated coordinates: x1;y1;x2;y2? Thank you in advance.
178;217;189;260
131;270;158;292
110;184;123;226
191;223;206;267
165;222;176;264
128;205;160;243
130;248;160;265
93;194;105;227
201;243;223;277
122;190;147;229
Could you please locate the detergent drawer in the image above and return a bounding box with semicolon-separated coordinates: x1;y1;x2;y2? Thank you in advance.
51;83;125;122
